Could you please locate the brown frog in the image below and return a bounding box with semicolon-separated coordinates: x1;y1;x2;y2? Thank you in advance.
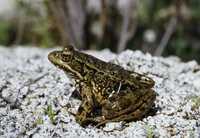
48;45;156;127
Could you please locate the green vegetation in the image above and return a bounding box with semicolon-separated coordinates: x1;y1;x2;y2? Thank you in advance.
145;125;154;138
191;96;200;110
44;105;57;124
35;117;44;125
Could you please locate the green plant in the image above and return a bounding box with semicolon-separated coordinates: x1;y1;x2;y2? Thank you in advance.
145;125;154;138
35;117;44;125
191;96;200;110
44;105;56;124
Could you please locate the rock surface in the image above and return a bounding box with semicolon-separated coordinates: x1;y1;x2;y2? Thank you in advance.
0;47;200;138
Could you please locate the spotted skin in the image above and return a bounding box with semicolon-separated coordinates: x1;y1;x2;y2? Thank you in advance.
48;45;156;127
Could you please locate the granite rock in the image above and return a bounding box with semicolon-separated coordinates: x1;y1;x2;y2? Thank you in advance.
0;47;199;138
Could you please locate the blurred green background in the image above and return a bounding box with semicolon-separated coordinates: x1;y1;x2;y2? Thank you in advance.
0;0;199;62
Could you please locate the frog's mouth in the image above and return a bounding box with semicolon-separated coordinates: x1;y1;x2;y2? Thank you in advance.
48;50;83;79
48;50;71;69
48;51;63;66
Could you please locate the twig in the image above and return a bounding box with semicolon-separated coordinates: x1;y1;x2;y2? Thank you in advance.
154;16;177;56
48;1;70;45
117;0;137;53
47;0;85;48
66;0;85;48
100;0;107;35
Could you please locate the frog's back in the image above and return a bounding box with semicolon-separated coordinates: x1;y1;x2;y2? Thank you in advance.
74;50;154;89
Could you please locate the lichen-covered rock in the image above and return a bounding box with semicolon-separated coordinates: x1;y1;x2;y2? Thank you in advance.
0;47;199;138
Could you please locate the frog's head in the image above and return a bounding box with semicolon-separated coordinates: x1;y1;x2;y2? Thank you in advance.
48;45;75;68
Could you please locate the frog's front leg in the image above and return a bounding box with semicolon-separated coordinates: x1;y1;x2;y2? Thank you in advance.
75;84;96;126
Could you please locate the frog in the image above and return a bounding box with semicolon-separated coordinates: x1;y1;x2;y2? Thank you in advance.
48;45;156;127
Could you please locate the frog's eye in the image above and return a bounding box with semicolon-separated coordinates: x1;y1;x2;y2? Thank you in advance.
63;45;74;53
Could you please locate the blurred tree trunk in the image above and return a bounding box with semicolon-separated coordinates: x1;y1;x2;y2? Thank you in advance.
99;0;119;52
44;0;137;52
117;0;138;53
45;0;86;49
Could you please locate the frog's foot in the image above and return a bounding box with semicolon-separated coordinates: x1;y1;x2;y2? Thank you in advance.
77;116;106;127
94;113;135;128
83;116;125;128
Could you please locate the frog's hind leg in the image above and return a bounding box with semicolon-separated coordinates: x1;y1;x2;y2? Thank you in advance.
95;91;156;127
